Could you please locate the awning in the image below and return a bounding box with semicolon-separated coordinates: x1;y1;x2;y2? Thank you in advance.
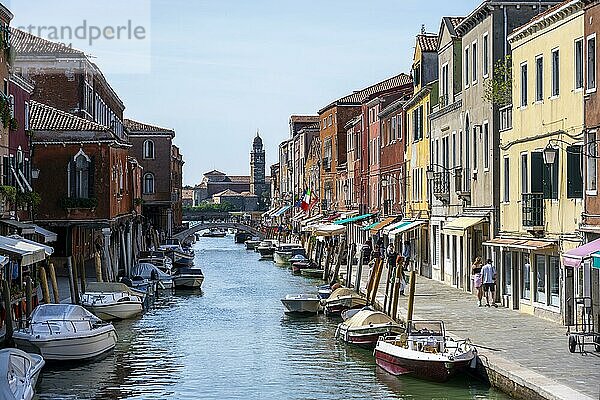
382;220;409;236
0;235;46;266
273;205;292;217
301;214;324;226
563;238;600;268
0;219;35;235
483;237;556;251
334;213;373;225
311;223;345;237
8;235;54;256
263;206;278;217
369;217;398;234
591;252;600;269
388;220;427;237
442;217;485;235
361;222;379;231
32;225;58;243
292;212;306;222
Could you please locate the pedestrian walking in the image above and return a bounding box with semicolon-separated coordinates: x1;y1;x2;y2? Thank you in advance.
471;256;483;307
402;240;411;271
361;240;372;264
386;243;397;270
481;258;497;307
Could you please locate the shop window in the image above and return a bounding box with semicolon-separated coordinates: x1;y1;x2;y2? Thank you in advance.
534;254;546;303
503;251;512;295
522;254;531;300
549;256;560;307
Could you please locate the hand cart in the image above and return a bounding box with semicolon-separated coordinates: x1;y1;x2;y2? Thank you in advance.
566;297;600;353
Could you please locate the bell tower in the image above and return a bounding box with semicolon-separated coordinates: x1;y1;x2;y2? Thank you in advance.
250;131;266;196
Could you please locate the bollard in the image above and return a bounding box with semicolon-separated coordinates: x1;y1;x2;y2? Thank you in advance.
2;280;13;346
48;263;60;303
39;267;51;304
25;277;33;317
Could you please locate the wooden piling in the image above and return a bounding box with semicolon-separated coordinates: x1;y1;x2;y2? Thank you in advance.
78;255;86;294
2;280;13;345
38;267;51;304
66;257;77;304
383;258;394;313
94;252;103;282
406;270;417;324
390;263;403;320
346;245;356;288
369;259;384;306
355;251;364;294
25;277;33;317
332;240;346;284
322;242;333;282
48;263;60;303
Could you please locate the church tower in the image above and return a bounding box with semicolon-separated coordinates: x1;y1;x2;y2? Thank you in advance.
250;131;266;197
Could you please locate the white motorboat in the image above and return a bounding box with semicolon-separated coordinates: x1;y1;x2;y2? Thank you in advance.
13;304;118;362
281;294;322;314
273;244;306;266
336;309;403;348
0;348;44;400
131;262;174;290
374;320;477;382
136;251;173;274
81;282;144;321
245;239;261;250
256;239;278;259
173;267;204;289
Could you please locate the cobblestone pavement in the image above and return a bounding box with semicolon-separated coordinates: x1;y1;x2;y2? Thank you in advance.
347;265;600;399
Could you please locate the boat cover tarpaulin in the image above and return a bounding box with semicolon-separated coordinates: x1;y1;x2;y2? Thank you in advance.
30;304;98;324
563;238;600;268
343;310;396;328
326;287;364;302
86;282;143;296
334;213;373;225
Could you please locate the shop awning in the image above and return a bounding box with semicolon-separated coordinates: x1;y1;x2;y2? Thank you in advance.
360;222;379;231
388;220;427;237
369;217;398;234
334;213;373;225
563;238;600;268
311;223;345;237
8;235;54;257
32;225;58;243
0;219;35;235
273;205;292;217
483;237;556;251
591;252;600;269
0;235;46;266
301;214;324;226
441;217;485;235
382;220;409;236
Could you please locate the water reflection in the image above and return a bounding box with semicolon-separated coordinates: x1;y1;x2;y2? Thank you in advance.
36;236;510;400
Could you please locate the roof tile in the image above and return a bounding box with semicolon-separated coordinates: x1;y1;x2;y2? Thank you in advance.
124;119;175;135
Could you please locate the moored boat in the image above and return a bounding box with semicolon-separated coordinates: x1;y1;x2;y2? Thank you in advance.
0;348;45;400
281;294;321;315
323;287;367;316
257;239;278;260
13;304;118;362
173;267;204;289
273;244;306;266
203;228;227;238
81;282;144;321
300;268;325;278
234;231;252;243
131;262;174;290
136;250;173;274
159;238;195;267
374;320;476;382
245;239;261;250
336;309;404;348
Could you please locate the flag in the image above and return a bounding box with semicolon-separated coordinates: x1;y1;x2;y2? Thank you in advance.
308;193;319;211
300;189;311;211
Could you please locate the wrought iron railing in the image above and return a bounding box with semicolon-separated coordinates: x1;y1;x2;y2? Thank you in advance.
432;171;450;196
522;192;544;228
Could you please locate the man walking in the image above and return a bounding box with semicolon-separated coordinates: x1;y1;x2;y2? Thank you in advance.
481;258;497;308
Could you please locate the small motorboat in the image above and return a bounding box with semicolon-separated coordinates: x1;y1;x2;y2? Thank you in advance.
323;287;367;317
136;251;173;274
13;304;118;362
81;282;144;321
234;231;252;243
318;284;332;300
289;254;309;274
300;268;325;278
336;309;404;348
0;348;45;400
273;244;306;266
281;294;322;315
131;262;174;290
257;240;278;260
203;228;227;238
173;267;204;289
374;320;477;382
245;239;261;250
159;239;195;267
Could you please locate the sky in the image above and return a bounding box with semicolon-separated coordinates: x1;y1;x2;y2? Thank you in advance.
10;0;480;186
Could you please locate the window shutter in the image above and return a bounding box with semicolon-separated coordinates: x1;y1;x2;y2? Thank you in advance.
88;157;95;198
530;152;543;194
567;146;583;199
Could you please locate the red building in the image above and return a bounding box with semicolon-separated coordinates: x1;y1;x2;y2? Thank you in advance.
30;101;142;280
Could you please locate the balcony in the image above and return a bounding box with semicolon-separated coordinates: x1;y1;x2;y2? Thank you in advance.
522;192;544;231
454;167;471;202
432;171;450;203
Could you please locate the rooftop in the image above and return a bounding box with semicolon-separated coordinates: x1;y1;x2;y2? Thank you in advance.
124;119;175;136
417;34;439;52
10;27;85;57
290;115;319;123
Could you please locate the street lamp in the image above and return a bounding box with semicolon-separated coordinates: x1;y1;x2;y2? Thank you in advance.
543;144;558;165
426;163;453;180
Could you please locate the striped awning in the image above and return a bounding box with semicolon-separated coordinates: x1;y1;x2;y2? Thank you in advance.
334;213;373;225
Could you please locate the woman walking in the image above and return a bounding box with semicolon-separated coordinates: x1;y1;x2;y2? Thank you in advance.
472;256;484;307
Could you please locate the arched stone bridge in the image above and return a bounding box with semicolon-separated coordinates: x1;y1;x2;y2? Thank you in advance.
174;221;265;242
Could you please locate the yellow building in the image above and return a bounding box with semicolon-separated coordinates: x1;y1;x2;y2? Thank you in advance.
392;33;438;274
489;0;584;323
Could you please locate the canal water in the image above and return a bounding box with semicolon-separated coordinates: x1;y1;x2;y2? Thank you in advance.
37;236;511;400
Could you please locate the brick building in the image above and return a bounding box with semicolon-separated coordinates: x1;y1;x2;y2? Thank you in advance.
30;101;142;280
124;119;179;238
171;145;184;230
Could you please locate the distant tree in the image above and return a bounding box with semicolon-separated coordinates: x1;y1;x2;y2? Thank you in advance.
482;55;512;106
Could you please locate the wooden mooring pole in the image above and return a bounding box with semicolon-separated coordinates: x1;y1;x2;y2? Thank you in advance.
355;251;364;294
38;267;51;304
48;263;60;303
2;280;13;346
406;270;417;324
25;277;33;317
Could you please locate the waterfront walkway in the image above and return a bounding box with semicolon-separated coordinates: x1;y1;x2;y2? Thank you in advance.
350;267;599;400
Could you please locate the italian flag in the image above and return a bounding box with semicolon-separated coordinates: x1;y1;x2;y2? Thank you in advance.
301;189;312;211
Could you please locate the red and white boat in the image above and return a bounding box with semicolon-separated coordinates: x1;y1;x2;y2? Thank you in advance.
374;320;476;382
336;309;404;348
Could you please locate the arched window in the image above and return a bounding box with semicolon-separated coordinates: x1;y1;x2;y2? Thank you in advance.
143;140;155;159
144;172;155;194
68;150;91;199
